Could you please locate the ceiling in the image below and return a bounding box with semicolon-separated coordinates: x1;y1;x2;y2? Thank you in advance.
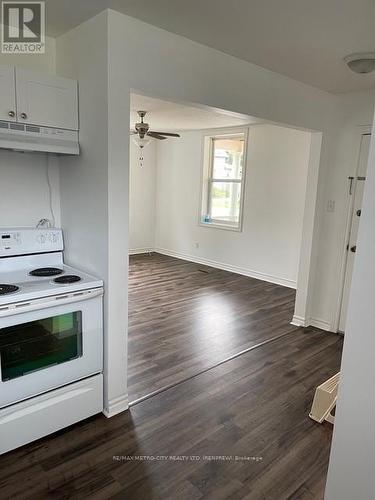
130;94;259;131
45;0;375;93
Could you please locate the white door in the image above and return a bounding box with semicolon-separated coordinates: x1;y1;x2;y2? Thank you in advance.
15;68;78;130
339;133;371;332
0;65;16;122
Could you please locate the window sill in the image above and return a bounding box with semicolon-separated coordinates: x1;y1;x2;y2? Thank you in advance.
198;221;242;232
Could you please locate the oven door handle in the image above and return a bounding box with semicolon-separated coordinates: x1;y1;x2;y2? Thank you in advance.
0;288;103;318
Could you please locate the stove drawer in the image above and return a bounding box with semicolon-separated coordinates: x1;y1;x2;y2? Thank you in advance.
0;374;103;454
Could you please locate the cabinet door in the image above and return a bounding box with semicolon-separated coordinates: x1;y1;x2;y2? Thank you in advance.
0;65;16;121
15;68;78;130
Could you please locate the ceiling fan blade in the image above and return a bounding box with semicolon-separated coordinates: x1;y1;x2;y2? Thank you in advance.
151;131;180;137
147;132;167;140
129;130;137;135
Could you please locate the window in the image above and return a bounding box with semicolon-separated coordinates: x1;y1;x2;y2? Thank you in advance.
201;131;247;230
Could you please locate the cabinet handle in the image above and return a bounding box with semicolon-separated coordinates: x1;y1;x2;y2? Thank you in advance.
8;111;15;118
20;112;27;119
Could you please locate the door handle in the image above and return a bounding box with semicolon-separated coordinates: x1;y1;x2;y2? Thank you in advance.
350;245;357;253
348;176;354;195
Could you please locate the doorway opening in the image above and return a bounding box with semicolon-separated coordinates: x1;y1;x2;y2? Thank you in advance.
128;92;320;404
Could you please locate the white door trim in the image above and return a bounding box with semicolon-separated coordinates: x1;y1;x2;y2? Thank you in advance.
333;126;372;333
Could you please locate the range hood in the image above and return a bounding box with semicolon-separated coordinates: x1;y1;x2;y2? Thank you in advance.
0;121;79;155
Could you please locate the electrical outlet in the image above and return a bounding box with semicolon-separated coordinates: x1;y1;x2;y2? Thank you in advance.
195;242;200;249
327;200;335;213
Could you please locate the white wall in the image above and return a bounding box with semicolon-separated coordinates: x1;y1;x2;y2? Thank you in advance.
57;15;109;276
324;109;375;500
129;140;157;252
152;124;311;288
0;35;56;72
0;152;60;228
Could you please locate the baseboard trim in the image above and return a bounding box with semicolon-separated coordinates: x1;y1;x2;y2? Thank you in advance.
291;315;307;327
129;248;153;255
291;315;334;332
154;247;297;289
310;318;334;332
103;395;129;418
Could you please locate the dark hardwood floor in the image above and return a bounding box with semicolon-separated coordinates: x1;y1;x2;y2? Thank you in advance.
129;253;299;402
0;327;342;500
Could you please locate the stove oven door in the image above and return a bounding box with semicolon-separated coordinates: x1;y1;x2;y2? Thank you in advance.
0;288;103;408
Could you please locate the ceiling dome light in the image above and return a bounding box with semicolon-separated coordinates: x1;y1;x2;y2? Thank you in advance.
344;53;375;74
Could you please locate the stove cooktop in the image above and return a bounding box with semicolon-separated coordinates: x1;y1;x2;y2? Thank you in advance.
0;254;103;306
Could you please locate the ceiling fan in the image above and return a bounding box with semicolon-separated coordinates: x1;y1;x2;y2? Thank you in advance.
130;110;180;148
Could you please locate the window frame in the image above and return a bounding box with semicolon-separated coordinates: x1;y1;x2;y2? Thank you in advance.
199;128;248;232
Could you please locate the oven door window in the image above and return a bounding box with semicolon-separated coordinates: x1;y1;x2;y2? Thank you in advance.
0;312;83;381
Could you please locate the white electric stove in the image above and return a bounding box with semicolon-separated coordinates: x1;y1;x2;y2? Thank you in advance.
0;228;104;454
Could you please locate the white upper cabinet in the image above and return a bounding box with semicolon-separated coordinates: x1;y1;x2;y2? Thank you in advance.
15;68;78;130
0;66;16;122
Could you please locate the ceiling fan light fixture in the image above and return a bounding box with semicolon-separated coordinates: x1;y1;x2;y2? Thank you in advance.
131;109;181;167
344;53;375;74
132;135;151;149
